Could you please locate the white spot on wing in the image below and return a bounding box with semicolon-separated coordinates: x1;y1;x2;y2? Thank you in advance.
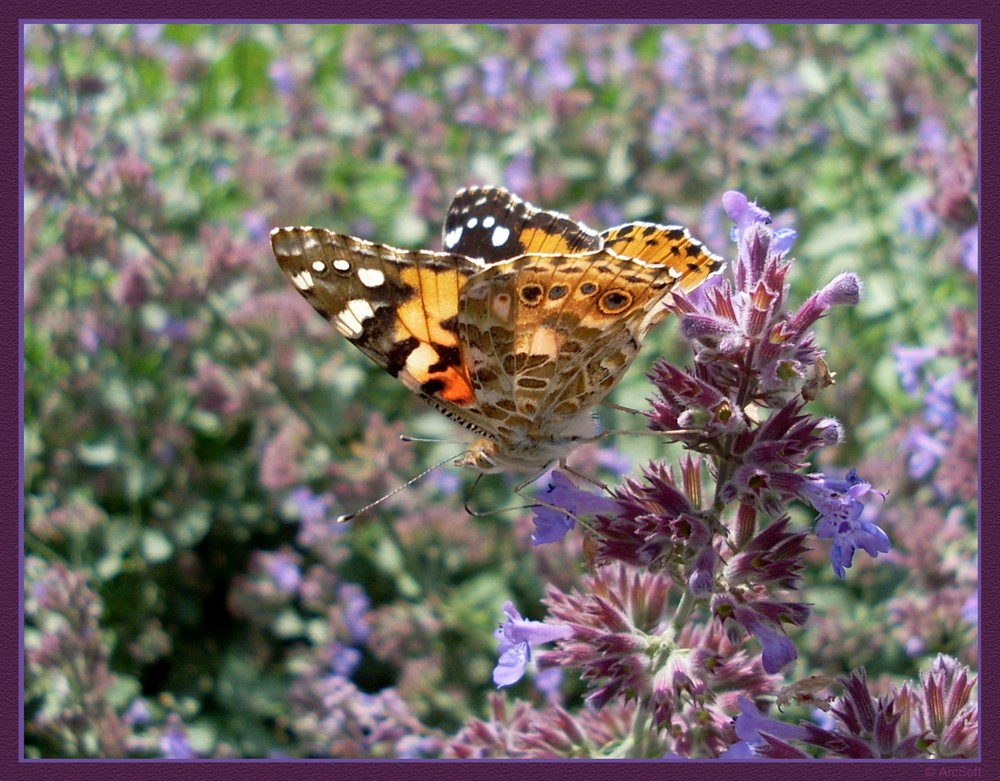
292;270;314;290
346;299;375;322
404;342;441;377
335;299;375;338
311;260;327;273
482;216;495;228
357;267;386;288
491;225;510;247
445;226;463;249
335;310;363;337
332;258;351;272
302;233;320;251
467;217;478;228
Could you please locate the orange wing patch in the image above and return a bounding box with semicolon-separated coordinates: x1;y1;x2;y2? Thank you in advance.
394;266;476;407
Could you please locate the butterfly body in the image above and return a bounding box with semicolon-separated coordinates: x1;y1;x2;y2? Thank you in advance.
271;186;723;477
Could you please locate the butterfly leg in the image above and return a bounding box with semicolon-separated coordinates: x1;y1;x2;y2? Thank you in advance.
599;400;649;416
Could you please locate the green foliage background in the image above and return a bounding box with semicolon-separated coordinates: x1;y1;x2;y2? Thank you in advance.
23;23;977;758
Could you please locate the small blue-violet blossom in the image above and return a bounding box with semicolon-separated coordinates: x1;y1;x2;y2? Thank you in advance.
493;601;573;688
723;696;811;758
798;470;890;578
531;470;622;545
723;190;772;237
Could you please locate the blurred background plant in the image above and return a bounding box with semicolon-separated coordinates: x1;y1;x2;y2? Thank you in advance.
23;22;977;758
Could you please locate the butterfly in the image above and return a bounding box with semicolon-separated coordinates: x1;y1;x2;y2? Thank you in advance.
270;186;723;484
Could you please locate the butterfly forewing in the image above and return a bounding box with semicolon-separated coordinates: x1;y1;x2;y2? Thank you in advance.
270;226;487;411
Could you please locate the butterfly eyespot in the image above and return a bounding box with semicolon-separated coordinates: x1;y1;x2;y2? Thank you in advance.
599;290;633;314
519;283;544;306
578;282;598;296
548;285;569;300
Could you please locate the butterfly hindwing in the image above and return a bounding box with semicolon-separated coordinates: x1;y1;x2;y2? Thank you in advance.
457;248;682;423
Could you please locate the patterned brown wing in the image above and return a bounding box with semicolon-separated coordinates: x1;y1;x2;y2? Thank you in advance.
601;222;724;294
442;185;603;262
457;248;681;427
270;226;488;415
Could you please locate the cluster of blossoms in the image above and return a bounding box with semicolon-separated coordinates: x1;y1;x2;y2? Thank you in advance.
727;655;976;758
477;191;955;758
23;557;199;758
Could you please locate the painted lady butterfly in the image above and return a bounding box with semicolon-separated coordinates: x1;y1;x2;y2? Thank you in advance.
270;186;723;482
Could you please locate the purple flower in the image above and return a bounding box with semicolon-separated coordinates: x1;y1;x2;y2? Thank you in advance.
291;486;332;526
900;197;939;238
532;665;564;699
243;209;270;242
893;345;939;395
159;716;195;759
264;550;302;594
902;427;948;479
742;80;785;140
923;371;960;428
157;317;191;343
726;696;810;757
533;27;575;93
961;591;978;625
493;601;573;688
771;228;798;255
918;116;949;155
504;153;534;197
269;59;295;96
722;190;772;240
739;24;773;50
729;604;801;674
338;583;371;645
124;697;152;727
134;24;164;43
328;643;362;678
481;56;508;99
292;488;349;549
657;32;691;84
650;105;679;159
530;470;621;545
959;227;978;274
390;90;424;116
799;470;890;578
750;622;798;674
531;504;576;545
79;324;100;355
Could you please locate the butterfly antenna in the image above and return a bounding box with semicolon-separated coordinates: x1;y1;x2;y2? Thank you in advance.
336;450;463;523
400;434;464;444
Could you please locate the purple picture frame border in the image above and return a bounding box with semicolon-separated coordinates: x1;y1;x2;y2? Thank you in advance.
8;7;990;780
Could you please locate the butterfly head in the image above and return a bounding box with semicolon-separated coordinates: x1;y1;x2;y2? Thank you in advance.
454;437;555;475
